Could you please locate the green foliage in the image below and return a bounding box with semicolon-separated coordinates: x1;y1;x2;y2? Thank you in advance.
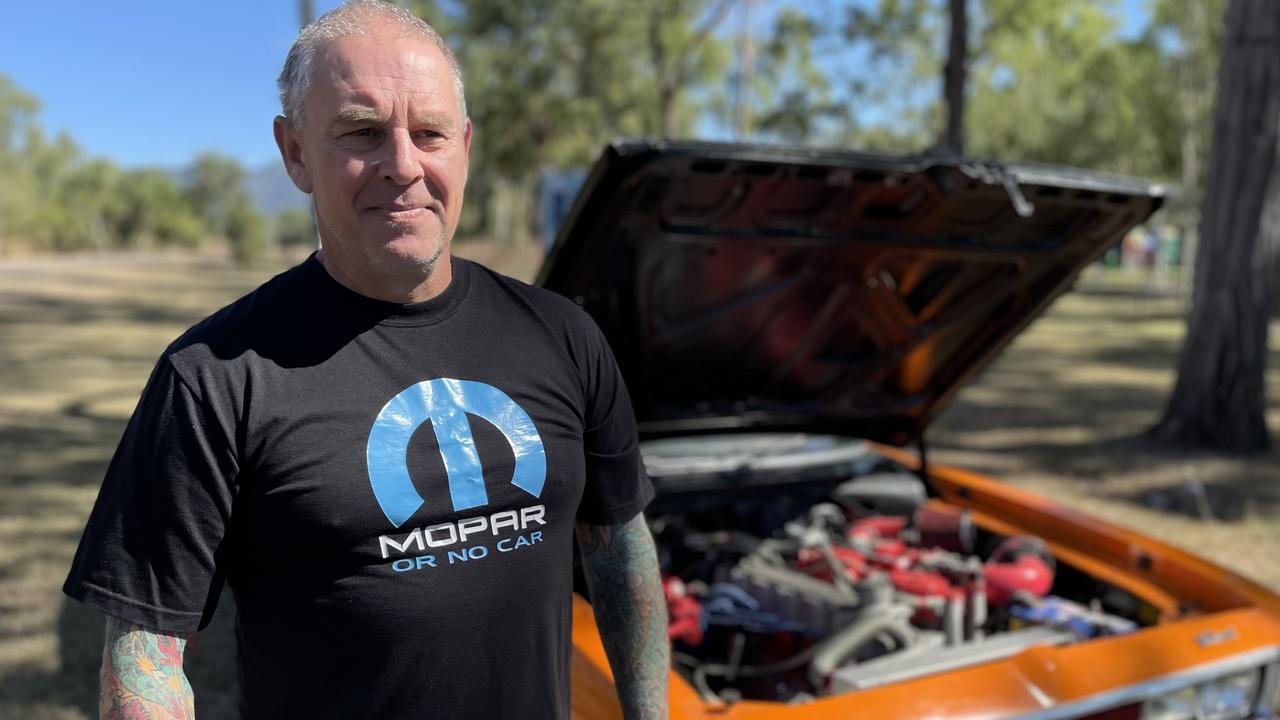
226;195;270;266
118;169;206;249
185;152;250;237
0;75;40;154
1149;0;1227;223
0;76;282;261
752;9;842;142
818;0;1218;184
53;159;126;251
273;207;316;248
966;0;1179;177
404;0;730;242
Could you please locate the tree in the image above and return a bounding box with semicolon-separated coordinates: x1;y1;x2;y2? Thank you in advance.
0;74;218;254
403;0;730;244
0;76;41;253
839;0;939;152
1150;0;1280;452
226;195;270;266
750;8;842;143
646;0;734;137
181;152;270;263
835;0;1183;179
184;152;249;237
965;0;1176;177
941;0;967;154
55;159;126;250
1152;0;1229;289
118;168;205;249
274;207;316;248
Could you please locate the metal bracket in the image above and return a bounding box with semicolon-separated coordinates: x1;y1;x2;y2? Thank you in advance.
960;161;1036;218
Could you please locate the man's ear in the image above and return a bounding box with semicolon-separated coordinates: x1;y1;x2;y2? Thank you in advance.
273;115;313;194
462;117;472;184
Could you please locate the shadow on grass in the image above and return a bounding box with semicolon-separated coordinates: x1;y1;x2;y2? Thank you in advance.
930;290;1280;523
0;293;201;329
0;260;265;719
0;416;124;490
47;590;241;720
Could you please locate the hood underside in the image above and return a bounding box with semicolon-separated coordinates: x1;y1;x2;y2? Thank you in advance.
537;140;1165;446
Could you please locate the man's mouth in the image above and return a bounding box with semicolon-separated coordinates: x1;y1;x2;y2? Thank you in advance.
383;207;428;220
367;203;437;221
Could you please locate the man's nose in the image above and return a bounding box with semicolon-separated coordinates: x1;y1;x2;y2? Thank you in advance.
378;129;422;185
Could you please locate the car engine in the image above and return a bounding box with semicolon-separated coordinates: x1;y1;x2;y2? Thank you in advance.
643;435;1142;704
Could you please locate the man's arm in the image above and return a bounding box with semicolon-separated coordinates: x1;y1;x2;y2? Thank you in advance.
100;615;195;720
575;512;669;720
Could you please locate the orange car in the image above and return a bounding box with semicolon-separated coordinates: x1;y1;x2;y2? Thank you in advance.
540;141;1280;720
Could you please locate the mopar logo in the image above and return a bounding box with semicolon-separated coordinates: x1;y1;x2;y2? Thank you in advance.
366;378;547;528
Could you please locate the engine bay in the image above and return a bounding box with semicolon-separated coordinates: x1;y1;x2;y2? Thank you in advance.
641;435;1151;704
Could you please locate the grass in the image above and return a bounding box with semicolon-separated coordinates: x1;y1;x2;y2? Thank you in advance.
0;247;1275;718
929;282;1280;588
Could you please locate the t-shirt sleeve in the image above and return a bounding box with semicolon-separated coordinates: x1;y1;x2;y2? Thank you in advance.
574;313;654;526
63;355;239;633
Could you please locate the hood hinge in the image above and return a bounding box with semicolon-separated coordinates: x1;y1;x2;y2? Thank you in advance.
961;161;1036;218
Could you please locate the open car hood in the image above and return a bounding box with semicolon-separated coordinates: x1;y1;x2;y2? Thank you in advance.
537;140;1165;446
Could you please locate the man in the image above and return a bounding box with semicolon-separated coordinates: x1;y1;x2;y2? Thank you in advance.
63;2;669;718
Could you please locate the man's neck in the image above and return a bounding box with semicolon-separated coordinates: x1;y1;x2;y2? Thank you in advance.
316;249;453;304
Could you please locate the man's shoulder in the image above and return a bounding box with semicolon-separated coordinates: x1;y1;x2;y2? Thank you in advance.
461;258;616;386
163;256;320;376
462;257;595;331
460;257;581;313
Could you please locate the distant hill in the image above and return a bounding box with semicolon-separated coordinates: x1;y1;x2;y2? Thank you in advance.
246;161;310;216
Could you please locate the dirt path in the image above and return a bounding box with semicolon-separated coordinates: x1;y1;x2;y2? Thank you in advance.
0;252;1275;718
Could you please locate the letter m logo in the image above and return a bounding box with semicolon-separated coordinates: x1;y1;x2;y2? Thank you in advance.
366;378;547;528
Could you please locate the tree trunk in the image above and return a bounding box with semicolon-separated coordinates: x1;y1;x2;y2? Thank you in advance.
647;0;733;139
941;0;967;154
1151;0;1280;452
733;0;757;140
487;177;535;247
660;83;680;139
1176;0;1211;296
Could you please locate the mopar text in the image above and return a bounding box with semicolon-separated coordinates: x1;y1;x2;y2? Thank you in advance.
378;504;547;559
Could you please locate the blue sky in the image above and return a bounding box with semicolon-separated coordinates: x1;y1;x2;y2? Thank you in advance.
1;0;347;169
1;0;1149;170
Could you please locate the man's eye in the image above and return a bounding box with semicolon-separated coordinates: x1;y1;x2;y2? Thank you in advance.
348;128;378;138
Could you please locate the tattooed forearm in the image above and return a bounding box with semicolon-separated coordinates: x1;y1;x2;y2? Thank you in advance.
101;615;195;720
576;512;669;720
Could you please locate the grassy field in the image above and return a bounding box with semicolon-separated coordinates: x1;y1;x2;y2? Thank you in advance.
0;249;1276;718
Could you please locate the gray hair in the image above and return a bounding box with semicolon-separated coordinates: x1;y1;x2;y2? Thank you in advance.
277;0;467;128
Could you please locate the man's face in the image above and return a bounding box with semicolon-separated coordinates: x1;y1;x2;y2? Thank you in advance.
275;27;471;296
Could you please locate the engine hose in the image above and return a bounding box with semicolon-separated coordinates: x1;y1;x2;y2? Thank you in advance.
873;630;903;652
807;608;916;687
685;643;822;679
672;652;722;703
675;644;825;703
674;613;917;700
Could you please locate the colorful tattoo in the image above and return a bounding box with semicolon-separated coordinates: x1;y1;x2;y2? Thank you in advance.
101;616;195;720
576;513;669;720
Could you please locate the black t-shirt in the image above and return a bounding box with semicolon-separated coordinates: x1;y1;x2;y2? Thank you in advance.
64;254;653;719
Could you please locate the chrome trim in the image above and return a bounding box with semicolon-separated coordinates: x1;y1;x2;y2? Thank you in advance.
1014;646;1280;720
1256;661;1280;717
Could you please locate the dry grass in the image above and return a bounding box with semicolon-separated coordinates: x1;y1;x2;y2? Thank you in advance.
0;248;1275;718
930;278;1280;589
